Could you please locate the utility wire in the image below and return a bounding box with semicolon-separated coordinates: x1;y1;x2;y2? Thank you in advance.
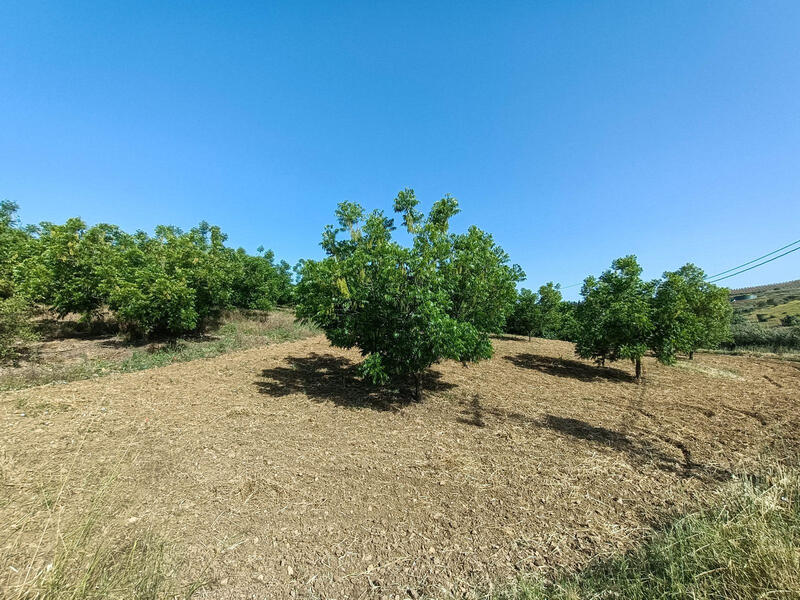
555;236;800;291
706;244;800;284
705;238;800;279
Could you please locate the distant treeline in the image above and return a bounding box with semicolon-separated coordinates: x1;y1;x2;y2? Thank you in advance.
0;201;294;351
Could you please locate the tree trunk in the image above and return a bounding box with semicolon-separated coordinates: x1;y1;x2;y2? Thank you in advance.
634;358;642;383
689;350;694;360
600;354;606;367
413;373;422;402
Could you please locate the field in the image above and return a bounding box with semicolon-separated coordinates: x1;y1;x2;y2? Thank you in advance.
2;334;798;599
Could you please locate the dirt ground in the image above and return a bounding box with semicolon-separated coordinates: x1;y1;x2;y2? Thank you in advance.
1;335;799;599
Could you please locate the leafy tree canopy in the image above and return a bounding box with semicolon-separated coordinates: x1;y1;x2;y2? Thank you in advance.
296;189;520;398
575;255;654;380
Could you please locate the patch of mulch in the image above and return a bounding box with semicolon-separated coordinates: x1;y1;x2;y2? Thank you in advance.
1;336;798;599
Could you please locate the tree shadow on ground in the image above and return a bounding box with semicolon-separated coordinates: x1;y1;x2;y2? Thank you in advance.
490;333;527;342
541;414;731;481
456;394;730;482
35;316;119;342
255;353;457;411
504;353;635;383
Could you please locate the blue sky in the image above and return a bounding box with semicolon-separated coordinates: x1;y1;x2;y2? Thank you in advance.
2;2;799;299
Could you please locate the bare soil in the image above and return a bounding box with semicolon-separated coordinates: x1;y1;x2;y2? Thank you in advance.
2;336;799;599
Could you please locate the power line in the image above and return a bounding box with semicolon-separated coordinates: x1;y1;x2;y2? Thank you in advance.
706;244;800;284
555;236;800;291
705;238;800;279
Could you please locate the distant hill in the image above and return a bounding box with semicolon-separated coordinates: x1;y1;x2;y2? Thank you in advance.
729;279;800;295
729;280;800;327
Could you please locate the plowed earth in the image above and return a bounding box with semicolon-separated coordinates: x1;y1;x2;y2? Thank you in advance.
2;336;799;599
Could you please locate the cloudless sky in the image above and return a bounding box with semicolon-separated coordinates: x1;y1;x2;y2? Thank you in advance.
2;1;799;298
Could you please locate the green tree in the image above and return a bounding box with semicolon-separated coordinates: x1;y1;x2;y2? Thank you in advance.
575;256;654;382
445;225;523;333
651;264;732;362
21;220;124;319
0;201;34;298
507;288;539;339
296;189;498;399
105;223;235;336
536;282;563;338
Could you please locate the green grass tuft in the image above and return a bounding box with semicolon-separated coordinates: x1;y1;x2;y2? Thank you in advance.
497;463;800;599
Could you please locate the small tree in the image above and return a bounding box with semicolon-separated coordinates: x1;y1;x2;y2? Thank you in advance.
21;220;123;320
536;282;563;338
575;255;653;382
445;226;523;333
507;288;539;339
296;190;499;400
506;282;563;340
651;264;732;363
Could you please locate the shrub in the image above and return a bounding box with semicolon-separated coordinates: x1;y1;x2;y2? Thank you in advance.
725;321;800;352
781;314;800;327
0;295;37;362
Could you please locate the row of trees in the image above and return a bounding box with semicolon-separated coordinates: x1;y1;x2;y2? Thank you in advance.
0;202;293;343
297;192;733;394
574;258;731;381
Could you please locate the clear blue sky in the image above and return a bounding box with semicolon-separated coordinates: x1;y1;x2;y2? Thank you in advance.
2;2;799;298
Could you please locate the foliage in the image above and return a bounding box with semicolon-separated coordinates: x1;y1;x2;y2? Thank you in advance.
536;282;563;338
7;202;293;337
574;255;653;379
556;301;580;342
20;220;122;319
0;200;34;298
506;283;565;339
0;295;37;362
651;264;732;363
445;224;523;333
725;321;800;352
296;189;505;398
506;288;539;339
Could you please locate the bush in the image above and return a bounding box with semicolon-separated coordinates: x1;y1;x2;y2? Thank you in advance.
725;321;800;352
781;314;800;327
0;296;37;361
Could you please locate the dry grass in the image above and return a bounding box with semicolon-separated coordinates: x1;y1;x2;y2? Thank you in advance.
1;336;798;598
0;309;318;391
498;458;800;599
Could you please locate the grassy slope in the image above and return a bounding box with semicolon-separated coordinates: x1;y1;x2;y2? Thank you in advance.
732;282;800;327
0;308;319;391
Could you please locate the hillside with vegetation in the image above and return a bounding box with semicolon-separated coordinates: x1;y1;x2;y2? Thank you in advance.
730;280;800;327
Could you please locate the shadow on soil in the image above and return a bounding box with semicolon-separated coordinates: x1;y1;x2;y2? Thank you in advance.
457;395;731;482
255;353;456;411
504;352;635;383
